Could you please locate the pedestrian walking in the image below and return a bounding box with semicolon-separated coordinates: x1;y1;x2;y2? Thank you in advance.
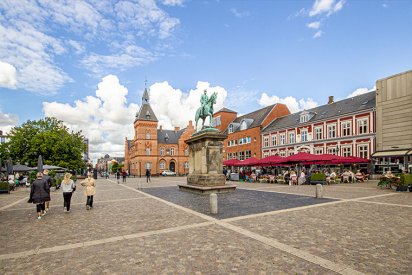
80;172;96;210
28;172;49;220
122;170;126;182
61;173;76;213
145;169;151;183
43;169;52;211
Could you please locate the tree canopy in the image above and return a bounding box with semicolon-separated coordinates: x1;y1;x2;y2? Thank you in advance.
0;117;86;170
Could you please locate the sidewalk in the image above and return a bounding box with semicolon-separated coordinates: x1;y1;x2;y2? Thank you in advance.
0;177;410;274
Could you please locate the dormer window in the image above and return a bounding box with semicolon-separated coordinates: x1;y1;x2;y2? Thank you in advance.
146;110;150;119
300;112;310;123
228;124;234;134
240;120;247;131
165;133;169;142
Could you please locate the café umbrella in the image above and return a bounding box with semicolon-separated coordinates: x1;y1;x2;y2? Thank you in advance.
37;155;43;172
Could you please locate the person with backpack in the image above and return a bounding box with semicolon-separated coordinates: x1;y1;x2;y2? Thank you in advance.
61;173;76;213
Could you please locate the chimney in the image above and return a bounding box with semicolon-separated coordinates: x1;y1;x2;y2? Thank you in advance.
328;96;334;104
159;125;162;132
174;126;180;133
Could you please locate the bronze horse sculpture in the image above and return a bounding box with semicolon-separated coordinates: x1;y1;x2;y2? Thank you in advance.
195;92;217;131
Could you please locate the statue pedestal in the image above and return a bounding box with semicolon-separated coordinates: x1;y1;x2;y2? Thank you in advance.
178;129;236;194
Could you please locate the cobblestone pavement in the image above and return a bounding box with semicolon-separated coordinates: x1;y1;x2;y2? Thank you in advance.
0;177;410;274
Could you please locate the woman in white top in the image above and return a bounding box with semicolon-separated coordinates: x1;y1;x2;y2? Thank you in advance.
61;173;76;213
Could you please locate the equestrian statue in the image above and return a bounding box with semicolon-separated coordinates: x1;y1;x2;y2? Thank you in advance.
195;90;217;131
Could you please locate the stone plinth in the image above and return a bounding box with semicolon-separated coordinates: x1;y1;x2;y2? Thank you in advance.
178;129;236;194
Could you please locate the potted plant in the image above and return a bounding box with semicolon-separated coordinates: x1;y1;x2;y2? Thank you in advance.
0;181;10;194
397;174;411;192
310;173;326;185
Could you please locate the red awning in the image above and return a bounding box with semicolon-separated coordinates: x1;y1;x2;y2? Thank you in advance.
223;159;241;166
232;157;260;167
253;155;284;166
279;152;321;163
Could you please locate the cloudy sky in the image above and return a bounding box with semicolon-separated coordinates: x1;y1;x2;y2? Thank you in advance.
0;0;411;160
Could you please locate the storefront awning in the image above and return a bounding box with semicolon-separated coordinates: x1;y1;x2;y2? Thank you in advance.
372;149;412;157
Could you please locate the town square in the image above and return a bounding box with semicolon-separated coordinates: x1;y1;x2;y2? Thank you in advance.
0;1;411;274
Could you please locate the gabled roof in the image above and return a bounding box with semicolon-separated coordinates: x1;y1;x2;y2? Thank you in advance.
215;107;237;114
262;91;376;133
157;128;186;144
135;104;158;122
223;104;276;134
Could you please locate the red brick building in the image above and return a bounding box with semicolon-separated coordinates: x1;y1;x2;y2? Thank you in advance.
212;104;290;161
125;88;195;176
261;92;376;159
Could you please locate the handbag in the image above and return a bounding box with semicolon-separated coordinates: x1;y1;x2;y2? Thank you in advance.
72;184;76;192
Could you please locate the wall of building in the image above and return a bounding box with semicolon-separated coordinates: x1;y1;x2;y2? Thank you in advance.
213;111;237;133
376;70;412;151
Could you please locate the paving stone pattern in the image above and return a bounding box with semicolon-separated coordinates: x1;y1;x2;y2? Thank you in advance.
0;177;410;274
143;186;336;219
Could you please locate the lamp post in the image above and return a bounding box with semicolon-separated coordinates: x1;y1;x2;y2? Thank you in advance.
139;161;141;178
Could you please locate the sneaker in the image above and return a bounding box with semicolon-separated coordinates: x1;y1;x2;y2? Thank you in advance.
67;210;70;213
64;207;67;211
41;212;46;216
37;216;41;220
86;205;90;210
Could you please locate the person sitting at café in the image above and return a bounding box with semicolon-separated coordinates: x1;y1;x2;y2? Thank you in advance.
385;170;395;178
290;171;298;185
298;170;306;185
341;170;350;183
355;170;364;182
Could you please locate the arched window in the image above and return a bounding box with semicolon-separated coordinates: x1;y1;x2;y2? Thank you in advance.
228;124;234;133
160;161;165;169
146;132;150;139
171;147;175;156
160;147;164;156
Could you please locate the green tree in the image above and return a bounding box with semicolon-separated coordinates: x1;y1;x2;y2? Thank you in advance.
4;117;86;170
111;162;119;173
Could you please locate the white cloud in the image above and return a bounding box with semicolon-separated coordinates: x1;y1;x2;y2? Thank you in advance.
162;0;185;7
42;77;228;160
0;110;19;134
82;45;156;75
309;0;345;17
307;21;321;29
347;86;376;98
0;61;17;89
149;81;228;130
0;0;181;93
258;93;318;113
43;75;139;159
230;8;250;18
313;30;323;38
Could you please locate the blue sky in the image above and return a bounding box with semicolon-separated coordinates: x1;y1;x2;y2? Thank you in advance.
0;0;411;159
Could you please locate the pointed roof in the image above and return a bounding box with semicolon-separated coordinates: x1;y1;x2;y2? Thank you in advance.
142;88;150;104
135;104;158;122
135;86;158;122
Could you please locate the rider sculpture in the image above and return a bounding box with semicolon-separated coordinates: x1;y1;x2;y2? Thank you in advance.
195;89;217;131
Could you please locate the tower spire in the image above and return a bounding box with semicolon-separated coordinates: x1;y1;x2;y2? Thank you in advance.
142;79;149;104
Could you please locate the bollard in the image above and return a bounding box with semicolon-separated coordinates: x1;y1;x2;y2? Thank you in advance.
316;184;323;198
209;193;218;214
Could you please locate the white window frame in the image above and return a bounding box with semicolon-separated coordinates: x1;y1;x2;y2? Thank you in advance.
212;116;221;127
146;132;150;139
328;147;337;155
300;114;309;123
289;132;295;144
314;148;323;155
184;161;189;169
280;133;285;145
184;148;188;156
342;146;352;157
301;129;308;142
245;150;251;159
358;144;369;159
160;162;165;169
342;121;351;137
357;119;368;135
146;148;150;156
160;147;164;156
315;127;322;140
328;124;336;139
145;162;151;169
271;135;277;146
228;124;234;134
264;136;269;147
171;147;175;156
279;151;286;157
